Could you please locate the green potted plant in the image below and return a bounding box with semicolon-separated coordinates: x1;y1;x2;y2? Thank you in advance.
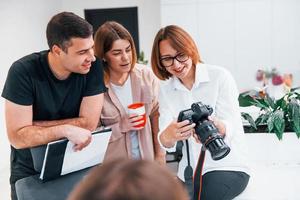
239;88;300;140
137;51;148;65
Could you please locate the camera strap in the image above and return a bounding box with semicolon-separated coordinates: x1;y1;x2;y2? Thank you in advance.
193;147;206;200
184;141;206;200
184;140;194;198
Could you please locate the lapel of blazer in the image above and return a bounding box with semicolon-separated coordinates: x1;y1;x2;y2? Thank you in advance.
106;83;127;116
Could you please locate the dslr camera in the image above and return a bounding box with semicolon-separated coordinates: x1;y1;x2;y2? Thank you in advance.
178;102;230;160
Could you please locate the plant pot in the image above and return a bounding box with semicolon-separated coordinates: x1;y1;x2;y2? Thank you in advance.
243;125;269;133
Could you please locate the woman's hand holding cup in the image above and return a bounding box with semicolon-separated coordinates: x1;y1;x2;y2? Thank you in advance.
127;102;146;130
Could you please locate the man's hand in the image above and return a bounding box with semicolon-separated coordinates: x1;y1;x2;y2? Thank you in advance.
63;125;92;151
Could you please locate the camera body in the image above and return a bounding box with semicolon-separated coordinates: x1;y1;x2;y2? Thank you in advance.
178;102;230;160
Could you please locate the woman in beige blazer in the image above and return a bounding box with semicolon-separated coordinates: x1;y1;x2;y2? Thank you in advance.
94;21;165;164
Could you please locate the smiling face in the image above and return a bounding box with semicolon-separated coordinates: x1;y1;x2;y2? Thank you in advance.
104;39;133;76
159;39;193;80
59;36;96;74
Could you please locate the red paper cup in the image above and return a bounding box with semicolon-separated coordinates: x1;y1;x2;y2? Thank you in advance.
127;102;146;128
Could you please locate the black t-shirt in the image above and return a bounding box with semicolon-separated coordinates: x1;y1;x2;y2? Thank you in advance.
2;50;106;184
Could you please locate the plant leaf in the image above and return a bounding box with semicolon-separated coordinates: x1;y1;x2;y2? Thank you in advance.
288;98;300;138
275;96;286;110
238;92;270;109
241;112;257;129
254;114;263;126
265;94;276;109
238;94;256;107
272;110;285;140
253;98;269;109
259;112;271;124
267;112;274;133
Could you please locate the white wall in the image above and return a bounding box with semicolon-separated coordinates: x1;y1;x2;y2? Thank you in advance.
0;0;62;160
161;0;300;91
61;0;161;63
0;1;60;198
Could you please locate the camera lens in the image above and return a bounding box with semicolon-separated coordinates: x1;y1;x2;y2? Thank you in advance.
206;137;230;160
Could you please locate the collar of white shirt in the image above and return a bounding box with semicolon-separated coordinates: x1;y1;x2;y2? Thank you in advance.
171;63;211;91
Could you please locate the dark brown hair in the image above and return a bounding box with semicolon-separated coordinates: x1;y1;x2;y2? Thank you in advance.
68;160;189;200
151;25;202;80
94;21;137;83
46;12;93;52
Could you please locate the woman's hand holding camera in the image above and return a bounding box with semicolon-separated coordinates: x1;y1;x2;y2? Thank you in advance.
208;116;226;137
192;117;227;144
160;120;195;148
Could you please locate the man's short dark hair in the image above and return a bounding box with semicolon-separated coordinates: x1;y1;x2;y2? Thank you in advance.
46;12;93;52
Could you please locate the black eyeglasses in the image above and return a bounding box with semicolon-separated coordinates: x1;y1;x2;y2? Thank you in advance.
160;53;189;68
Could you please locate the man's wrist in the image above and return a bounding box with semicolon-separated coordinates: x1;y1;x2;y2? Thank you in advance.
55;124;70;139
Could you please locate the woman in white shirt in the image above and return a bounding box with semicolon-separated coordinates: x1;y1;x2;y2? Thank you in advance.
151;25;250;200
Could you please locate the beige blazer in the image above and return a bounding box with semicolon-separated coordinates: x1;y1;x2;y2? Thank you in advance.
99;64;161;162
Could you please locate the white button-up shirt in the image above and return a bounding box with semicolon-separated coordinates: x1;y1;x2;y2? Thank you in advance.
158;63;250;181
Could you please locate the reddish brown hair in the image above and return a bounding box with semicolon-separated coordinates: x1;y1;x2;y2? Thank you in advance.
151;25;202;80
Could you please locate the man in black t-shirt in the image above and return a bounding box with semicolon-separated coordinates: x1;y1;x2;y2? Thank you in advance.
2;12;106;200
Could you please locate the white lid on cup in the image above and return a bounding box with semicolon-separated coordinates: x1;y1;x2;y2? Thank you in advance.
127;102;145;115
